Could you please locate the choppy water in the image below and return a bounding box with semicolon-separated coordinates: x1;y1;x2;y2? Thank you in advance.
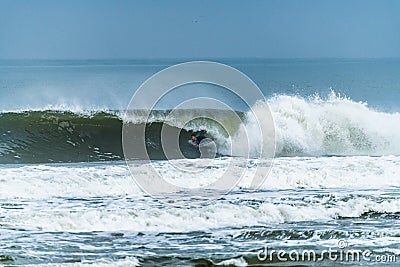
1;59;399;266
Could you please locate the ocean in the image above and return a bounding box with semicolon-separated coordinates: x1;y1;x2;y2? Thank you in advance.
1;58;400;266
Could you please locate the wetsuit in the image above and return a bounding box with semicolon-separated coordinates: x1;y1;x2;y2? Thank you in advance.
195;135;206;145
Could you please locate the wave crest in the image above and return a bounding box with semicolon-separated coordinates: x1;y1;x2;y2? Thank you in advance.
270;92;399;156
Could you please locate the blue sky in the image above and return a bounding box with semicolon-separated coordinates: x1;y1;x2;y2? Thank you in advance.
0;0;399;59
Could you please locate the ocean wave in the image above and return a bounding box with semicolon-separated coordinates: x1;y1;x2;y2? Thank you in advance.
270;91;400;156
0;92;399;163
5;195;400;232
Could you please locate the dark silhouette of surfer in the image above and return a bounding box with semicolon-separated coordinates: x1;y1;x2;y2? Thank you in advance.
190;133;206;148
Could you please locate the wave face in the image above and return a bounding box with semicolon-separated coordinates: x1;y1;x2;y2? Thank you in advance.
1;93;399;164
0;111;217;164
0;111;124;164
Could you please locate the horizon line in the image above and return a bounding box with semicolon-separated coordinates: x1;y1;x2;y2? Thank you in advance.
1;56;400;61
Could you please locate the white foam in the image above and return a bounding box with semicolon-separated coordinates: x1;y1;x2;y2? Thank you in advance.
255;155;400;190
1;156;399;199
216;257;248;266
0;164;141;199
0;104;114;115
5;196;400;232
268;92;400;156
24;257;140;267
2;156;399;233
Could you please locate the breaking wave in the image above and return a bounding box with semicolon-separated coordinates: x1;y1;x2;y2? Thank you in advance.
1;92;399;164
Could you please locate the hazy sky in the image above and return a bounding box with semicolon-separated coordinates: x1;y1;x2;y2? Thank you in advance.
0;0;399;59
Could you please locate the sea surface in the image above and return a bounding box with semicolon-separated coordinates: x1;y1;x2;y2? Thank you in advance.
1;59;400;266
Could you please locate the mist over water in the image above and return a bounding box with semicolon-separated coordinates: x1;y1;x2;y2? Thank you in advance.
1;58;400;112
